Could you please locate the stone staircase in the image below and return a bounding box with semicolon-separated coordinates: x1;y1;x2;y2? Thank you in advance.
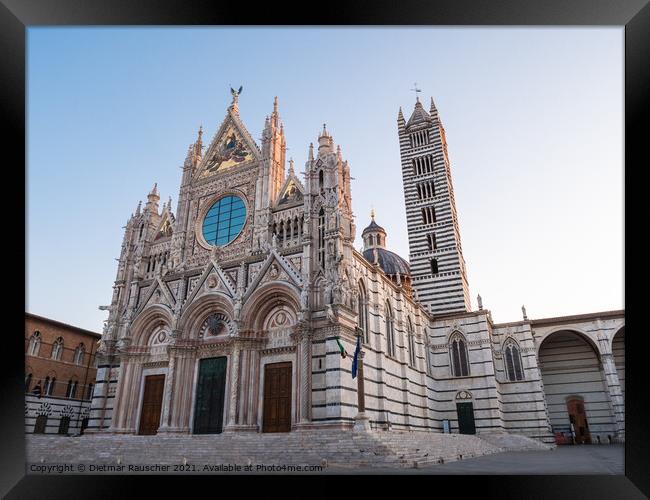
26;430;543;470
476;431;555;452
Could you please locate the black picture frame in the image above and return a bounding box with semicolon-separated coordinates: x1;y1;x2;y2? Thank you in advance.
3;0;646;498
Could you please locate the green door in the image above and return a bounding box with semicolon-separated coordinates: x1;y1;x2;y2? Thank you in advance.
193;357;227;434
456;402;476;434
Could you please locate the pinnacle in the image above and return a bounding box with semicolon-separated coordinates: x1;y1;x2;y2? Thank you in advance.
430;97;437;114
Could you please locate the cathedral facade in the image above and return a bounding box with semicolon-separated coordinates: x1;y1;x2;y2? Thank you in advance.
88;91;625;444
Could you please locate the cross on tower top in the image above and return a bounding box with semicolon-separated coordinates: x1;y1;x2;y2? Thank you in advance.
410;82;422;101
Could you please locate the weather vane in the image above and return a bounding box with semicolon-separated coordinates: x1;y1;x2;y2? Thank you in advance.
410;82;422;98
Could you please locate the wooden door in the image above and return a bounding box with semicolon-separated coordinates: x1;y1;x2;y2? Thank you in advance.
193;357;227;434
138;374;165;435
33;415;47;434
456;402;476;435
263;362;292;433
567;398;591;444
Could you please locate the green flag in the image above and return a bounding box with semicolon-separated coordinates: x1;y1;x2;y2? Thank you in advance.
335;337;347;358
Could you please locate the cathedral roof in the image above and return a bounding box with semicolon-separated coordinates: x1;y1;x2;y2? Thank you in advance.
362;247;411;277
406;98;431;128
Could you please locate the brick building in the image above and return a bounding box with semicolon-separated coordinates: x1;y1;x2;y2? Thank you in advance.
25;313;101;434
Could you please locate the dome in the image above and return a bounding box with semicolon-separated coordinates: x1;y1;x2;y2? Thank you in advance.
363;247;411;277
362;219;385;236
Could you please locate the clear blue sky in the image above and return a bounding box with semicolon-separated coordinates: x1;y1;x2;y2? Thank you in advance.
27;27;623;332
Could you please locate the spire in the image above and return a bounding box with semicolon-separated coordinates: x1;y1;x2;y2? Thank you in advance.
135;200;142;216
398;107;405;122
148;183;159;201
318;124;332;156
308;142;314;161
370;207;375;221
320;123;329;138
429;97;437;114
273;96;279;114
288;157;295;175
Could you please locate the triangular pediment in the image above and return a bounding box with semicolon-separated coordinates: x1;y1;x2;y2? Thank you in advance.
243;248;303;301
154;206;175;241
183;258;237;310
275;174;305;208
196;109;261;180
136;277;176;314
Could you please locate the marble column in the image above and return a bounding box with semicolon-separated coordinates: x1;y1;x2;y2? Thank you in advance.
157;354;176;433
597;330;625;441
224;343;241;430
298;334;312;424
109;358;132;433
168;351;196;433
601;353;625;440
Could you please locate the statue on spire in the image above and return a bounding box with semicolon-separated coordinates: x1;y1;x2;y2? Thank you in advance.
230;85;243;101
229;85;243;113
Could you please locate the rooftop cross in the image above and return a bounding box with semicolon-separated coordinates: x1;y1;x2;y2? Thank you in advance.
410;82;422;101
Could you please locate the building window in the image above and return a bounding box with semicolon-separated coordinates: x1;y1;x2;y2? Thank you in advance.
86;383;94;400
66;380;78;399
318;169;324;190
504;341;524;381
28;331;41;356
51;337;64;361
44;377;56;396
202;195;247;247
427;233;437;251
358;281;370;344
58;416;70;435
407;319;416;367
386;301;395;357
34;415;48;434
430;258;438;275
73;344;86;365
450;334;470;377
318;208;325;270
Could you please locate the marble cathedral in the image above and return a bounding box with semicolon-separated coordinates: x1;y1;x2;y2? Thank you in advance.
89;90;625;444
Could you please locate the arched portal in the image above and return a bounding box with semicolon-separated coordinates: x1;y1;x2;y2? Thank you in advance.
538;330;615;444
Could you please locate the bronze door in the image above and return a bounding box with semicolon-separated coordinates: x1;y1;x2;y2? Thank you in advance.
193;357;228;434
456;402;476;435
567;398;591;444
138;374;165;435
263;362;292;433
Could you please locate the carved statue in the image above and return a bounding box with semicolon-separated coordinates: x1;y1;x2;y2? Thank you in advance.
300;285;309;311
326;304;336;323
477;294;483;310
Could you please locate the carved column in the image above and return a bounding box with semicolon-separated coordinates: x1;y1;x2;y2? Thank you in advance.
225;343;241;430
157;354;176;432
597;330;625;441
109;357;132;433
601;353;625;440
298;332;312;424
168;347;196;433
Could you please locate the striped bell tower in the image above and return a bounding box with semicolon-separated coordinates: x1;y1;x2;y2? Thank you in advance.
398;95;471;315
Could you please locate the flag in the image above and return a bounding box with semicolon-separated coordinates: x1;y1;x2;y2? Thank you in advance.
335;337;347;358
351;336;362;379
